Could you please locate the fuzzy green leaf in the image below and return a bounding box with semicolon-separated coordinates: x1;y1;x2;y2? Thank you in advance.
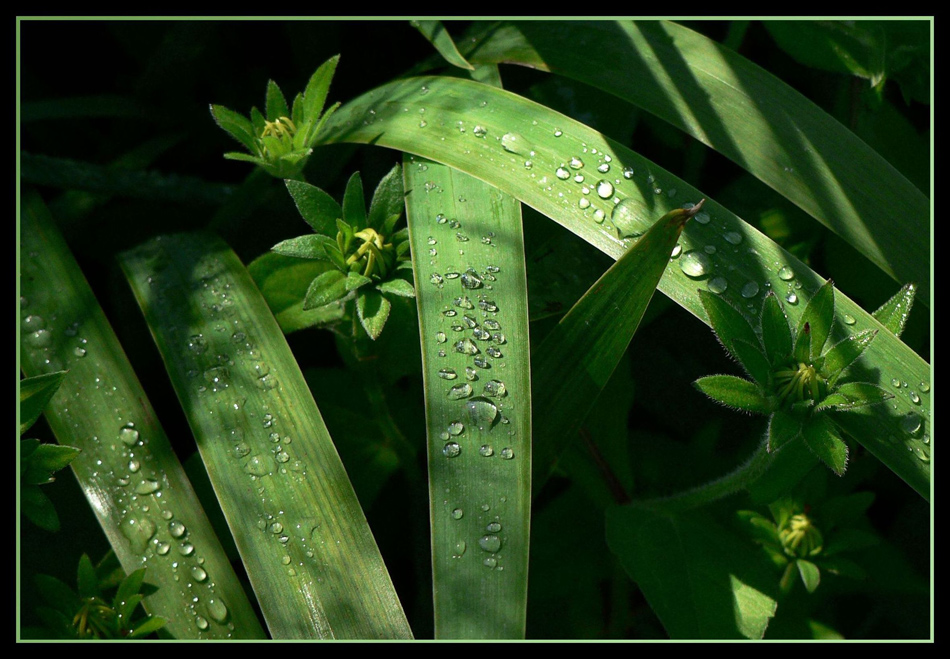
818;329;878;384
304;269;348;309
265;79;289;121
130;615;168;638
794;280;835;360
693;375;770;414
768;410;803;452
209;104;259;154
342;171;367;228
735;510;783;549
302;55;340;143
346;271;373;291
802;414;849;475
872;282;917;338
271;233;335;260
223;151;268;166
797;559;821;593
367;164;405;231
733;339;772;387
19;371;68;435
76;554;99;599
699;289;761;367
817;382;893;411
760;292;793;365
356;288;391;340
377;278;415;298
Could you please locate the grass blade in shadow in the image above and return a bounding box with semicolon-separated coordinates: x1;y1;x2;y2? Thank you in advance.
119;232;413;639
20;191;266;639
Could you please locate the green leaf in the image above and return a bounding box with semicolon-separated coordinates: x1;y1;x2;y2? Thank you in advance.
285;179;344;236
412;19;475;70
120;231;413;639
114;568;146;612
76;554;100;599
760;292;793;365
367;164;405;231
209;104;259;154
698;289;761;367
794;279;835;361
130;616;168;638
21;484;60;532
21;443;81;484
606;505;777;639
265;79;289;121
765;21;886;82
19;371;68;435
302;55;340;145
768;410;802;452
872;282;917;338
801;415;849;475
797;559;821;593
693;375;771;414
248;252;344;333
749;440;819;505
271;234;335;260
342;171;366;228
376;278;415;298
818;329;878;384
817;381;893;411
223;151;268;165
532;204;693;488
34;573;80;616
733;339;772;387
356;289;392;340
346;271;373;291
303;269;348;309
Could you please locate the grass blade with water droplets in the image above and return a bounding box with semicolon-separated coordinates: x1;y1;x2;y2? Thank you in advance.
462;20;930;303
19;192;266;639
404;155;531;639
320;74;929;500
119;231;413;639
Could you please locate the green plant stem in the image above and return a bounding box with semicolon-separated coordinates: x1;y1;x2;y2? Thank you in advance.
637;437;774;513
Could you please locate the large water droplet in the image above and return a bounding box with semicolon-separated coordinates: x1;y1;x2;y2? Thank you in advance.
455;338;480;355
596;180;614;199
135;479;161;495
447;383;473;400
121;515;157;554
679;251;711;278
448;421;465;436
741;281;760;298
438;368;458;380
169;520;187;538
478;534;501;553
460;269;483;289
479;444;494;457
484;380;507;398
707;277;728;294
900;412;922;435
778;266;795;281
501;132;529;154
443;442;461;458
467;396;498;429
206;598;229;624
119;423;140;446
500;447;515;460
555;167;570;180
609;199;648;238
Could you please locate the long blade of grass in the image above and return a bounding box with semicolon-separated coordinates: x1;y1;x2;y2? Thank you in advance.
19;192;266;639
461;20;930;302
404;155;531;638
532;204;697;492
119;231;413;639
320;74;929;500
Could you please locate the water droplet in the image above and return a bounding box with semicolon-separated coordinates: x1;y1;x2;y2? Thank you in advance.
693;212;710;225
741;281;760;298
430;273;445;288
443;308;458;316
452;508;464;520
483;556;498;568
156;541;171;556
597;163;610;174
486;521;502;533
478;534;501;553
169;520;187;538
244;454;276;477
119;423;140;446
500;132;529;154
447;383;473;400
135;479;161;495
465;367;478;381
704;245;717;255
455;338;480;355
707;277;728;294
724;231;743;245
900;413;922;435
473;125;487;138
26;329;51;348
73;346;87;358
473;357;490;369
466;396;498;429
920;382;930;393
21;314;44;332
578;197;591;209
207;598;229;624
500;447;515;460
191;565;208;582
891;378;902;387
478;299;498;313
438;368;458;380
596;180;614;199
460;269;483;289
121;515;157;554
842;314;856;326
671;244;682;258
910;391;920;404
188;334;207;354
128;459;141;473
555;166;570;180
195;616;209;631
473;327;492;341
452;540;467;558
778;266;795;281
553;128;563;137
486;347;503;358
785;293;798;305
479;445;494;457
443;442;461;458
484;380;507;398
679;251;711;278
